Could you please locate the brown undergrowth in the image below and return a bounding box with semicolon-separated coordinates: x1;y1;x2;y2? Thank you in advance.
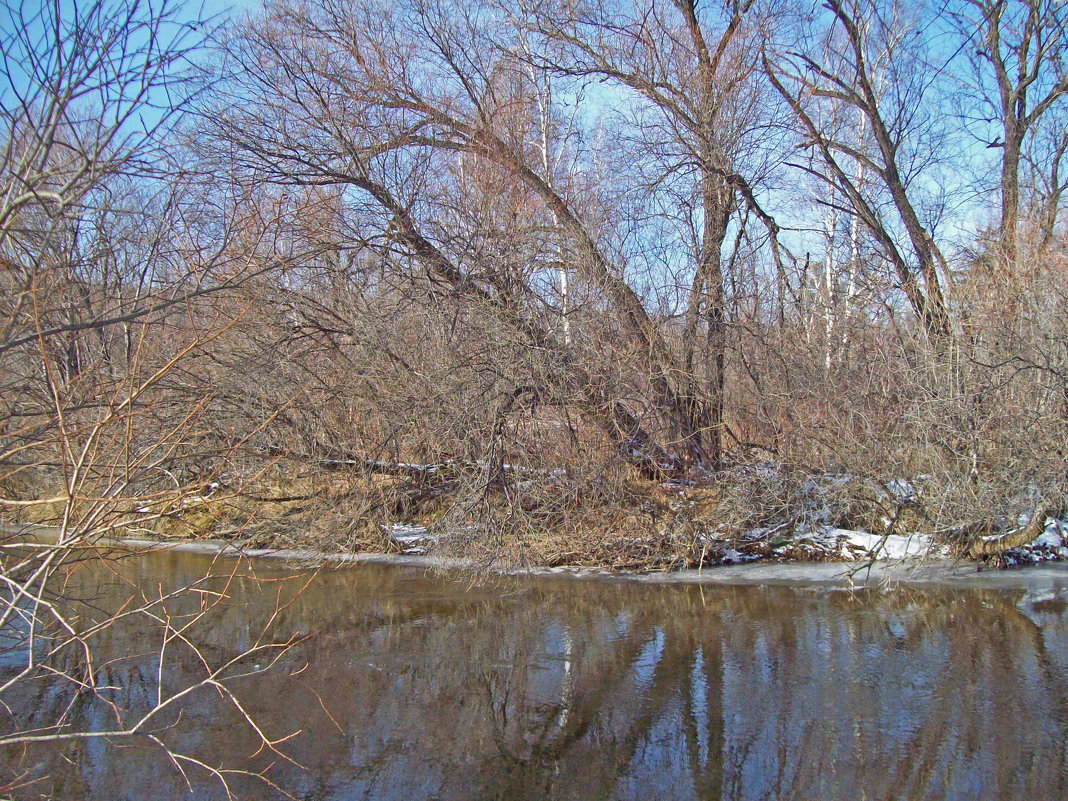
5;456;1065;571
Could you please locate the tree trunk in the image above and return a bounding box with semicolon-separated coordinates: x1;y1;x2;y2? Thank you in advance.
999;125;1023;269
966;505;1052;558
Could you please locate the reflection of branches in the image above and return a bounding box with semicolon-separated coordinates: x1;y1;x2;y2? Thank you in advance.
475;609;730;799
1000;593;1068;783
0;549;310;798
476;616;651;796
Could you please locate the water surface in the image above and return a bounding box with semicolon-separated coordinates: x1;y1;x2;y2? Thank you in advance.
3;548;1068;800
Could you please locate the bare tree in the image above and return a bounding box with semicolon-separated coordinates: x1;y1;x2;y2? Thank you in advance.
0;1;302;791
766;0;952;344
1021;103;1068;253
949;0;1068;268
512;0;787;463
211;0;720;471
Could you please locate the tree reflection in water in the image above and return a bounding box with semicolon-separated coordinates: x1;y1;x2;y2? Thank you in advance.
3;551;1067;800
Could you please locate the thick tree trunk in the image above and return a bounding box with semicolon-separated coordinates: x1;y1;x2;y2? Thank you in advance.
676;0;740;468
999;126;1023;268
679;175;732;467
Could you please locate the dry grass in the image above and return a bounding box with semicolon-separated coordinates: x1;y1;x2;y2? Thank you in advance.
5;443;1062;571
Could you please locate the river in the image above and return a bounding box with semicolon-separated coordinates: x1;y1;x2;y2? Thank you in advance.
3;546;1068;799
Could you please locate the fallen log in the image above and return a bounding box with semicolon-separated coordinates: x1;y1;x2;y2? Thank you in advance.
966;505;1053;558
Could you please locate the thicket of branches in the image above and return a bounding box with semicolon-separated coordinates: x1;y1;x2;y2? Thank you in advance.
200;0;1068;544
3;0;1068;549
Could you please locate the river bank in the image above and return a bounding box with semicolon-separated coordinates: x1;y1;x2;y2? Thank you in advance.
6;459;1068;575
10;522;1068;589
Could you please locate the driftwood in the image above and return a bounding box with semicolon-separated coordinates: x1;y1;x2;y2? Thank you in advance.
966;506;1053;558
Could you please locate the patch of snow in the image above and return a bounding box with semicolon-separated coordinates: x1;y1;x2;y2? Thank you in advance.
721;548;758;565
884;479;918;501
1033;523;1064;550
389;523;430;544
737;461;780;478
386;523;439;554
833;528;931;560
999;516;1068;566
804;473;853;492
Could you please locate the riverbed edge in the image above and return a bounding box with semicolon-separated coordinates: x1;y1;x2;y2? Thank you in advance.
9;524;1068;589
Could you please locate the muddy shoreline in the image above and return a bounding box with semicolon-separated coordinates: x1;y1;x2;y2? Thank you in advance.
9;524;1068;589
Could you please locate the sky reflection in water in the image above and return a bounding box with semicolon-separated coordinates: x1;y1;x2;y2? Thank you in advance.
4;550;1068;800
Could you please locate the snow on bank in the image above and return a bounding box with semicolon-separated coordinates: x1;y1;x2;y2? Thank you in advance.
386;523;434;554
809;517;1068;564
388;515;1068;566
833;528;935;561
998;517;1068;566
697;525;938;564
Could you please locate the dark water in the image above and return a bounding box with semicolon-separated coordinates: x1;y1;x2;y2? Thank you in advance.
4;549;1068;800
